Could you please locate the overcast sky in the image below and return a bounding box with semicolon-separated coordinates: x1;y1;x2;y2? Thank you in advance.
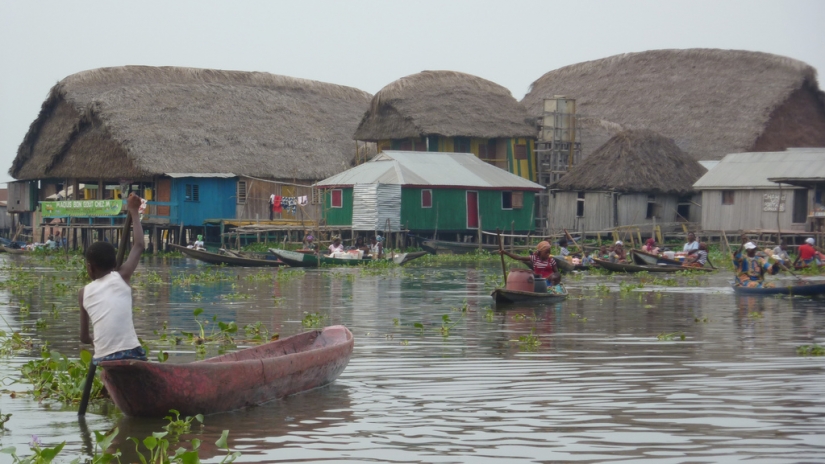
1;0;823;185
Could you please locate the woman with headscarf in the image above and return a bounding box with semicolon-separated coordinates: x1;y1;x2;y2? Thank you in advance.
642;238;659;255
500;241;559;285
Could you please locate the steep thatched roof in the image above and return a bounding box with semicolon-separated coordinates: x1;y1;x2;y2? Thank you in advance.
11;66;372;181
353;70;536;141
523;49;825;160
553;129;707;194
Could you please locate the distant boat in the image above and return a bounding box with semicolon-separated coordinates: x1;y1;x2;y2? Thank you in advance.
491;288;568;304
1;246;27;255
593;258;713;273
101;325;354;417
170;244;284;267
731;281;825;296
269;248;426;267
420;239;499;255
630;249;683;266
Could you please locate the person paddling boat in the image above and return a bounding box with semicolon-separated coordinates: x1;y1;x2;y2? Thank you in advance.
500;241;560;288
734;235;780;288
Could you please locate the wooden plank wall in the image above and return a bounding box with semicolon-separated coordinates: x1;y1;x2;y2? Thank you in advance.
700;189;807;232
238;178;319;222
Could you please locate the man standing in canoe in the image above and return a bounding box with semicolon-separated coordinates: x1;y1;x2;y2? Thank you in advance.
500;241;560;287
79;193;147;365
733;236;780;288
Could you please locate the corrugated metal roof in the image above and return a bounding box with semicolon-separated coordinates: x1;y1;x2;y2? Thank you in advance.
698;160;719;171
166;173;235;178
693;150;825;189
315;151;544;190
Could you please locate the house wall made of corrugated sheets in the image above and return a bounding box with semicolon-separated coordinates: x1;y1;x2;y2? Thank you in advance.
352;184;401;231
700;189;806;231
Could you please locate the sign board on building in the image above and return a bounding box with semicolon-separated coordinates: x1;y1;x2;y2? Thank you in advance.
41;200;123;217
763;193;786;212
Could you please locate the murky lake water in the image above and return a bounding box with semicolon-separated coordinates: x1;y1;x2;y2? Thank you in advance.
1;253;824;463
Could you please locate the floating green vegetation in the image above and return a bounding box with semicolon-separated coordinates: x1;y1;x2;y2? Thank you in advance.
657;332;686;341
619;281;644;294
796;344;825;356
20;349;104;404
275;268;306;281
163;409;204;440
439;313;465;337
243;321;276;343
649;277;677;286
245;269;274;282
569;312;587;322
301;312;326;328
748;312;764;319
515;329;541;351
694;316;709;323
591;283;610;293
482;309;495;322
0;329;33;357
135;270;165;286
586;266;612;276
0;411;9;429
171;268;233;286
180;308;238;348
0;413;241;464
414;322;425;335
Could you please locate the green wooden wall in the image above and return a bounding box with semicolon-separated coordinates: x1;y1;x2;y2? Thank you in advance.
400;188;535;231
323;188;353;226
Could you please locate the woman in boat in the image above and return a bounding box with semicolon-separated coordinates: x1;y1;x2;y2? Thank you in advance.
500;241;559;286
642;238;659;255
302;233;317;251
683;232;699;252
328;236;345;255
734;238;779;288
369;236;384;259
609;241;628;263
684;242;708;267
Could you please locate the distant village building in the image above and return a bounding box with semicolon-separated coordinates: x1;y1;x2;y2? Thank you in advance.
693;148;825;233
315;151;544;237
8;66;372;245
353;71;538;181
522;49;825;160
549;130;706;232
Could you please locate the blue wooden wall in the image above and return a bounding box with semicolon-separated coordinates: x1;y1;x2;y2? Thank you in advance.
170;177;237;226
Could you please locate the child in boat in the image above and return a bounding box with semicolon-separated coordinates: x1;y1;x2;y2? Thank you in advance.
684;242;709;267
581;250;594;266
80;193;147;365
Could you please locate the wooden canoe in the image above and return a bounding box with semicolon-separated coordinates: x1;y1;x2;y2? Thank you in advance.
631;249;683;266
592;258;713;273
732;282;825;296
1;246;27;255
268;248;426;267
101;325;354;417
491;288;568;304
420;240;500;255
170;244;284;267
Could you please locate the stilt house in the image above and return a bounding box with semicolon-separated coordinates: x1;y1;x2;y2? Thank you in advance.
549;130;706;232
522;49;825;160
315;151;544;235
353;71;538;181
8;66;372;246
693;148;825;233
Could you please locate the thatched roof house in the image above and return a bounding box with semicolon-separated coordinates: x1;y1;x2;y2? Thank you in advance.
554;130;706;194
354;70;535;141
523;49;825;160
10;66;372;181
549;130;707;231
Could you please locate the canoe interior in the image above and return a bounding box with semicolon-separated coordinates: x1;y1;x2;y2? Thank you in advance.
100;326;354;417
592;258;712;273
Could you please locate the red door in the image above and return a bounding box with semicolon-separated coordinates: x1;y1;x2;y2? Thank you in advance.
466;191;479;229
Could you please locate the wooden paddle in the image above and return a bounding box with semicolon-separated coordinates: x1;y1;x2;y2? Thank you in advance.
79;201;134;416
497;229;507;287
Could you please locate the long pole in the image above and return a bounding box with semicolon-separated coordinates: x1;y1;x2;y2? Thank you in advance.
564;228;583;255
497;229;507;287
79;200;133;416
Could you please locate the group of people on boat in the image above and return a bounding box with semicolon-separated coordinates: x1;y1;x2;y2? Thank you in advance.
302;233;385;259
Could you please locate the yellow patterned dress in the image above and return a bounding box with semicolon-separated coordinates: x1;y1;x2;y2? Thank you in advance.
733;252;778;288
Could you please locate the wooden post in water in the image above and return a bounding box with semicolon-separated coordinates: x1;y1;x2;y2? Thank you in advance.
477;215;483;251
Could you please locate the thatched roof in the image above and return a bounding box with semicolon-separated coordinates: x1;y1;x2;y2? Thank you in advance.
353;70;536;141
552;129;707;194
10;66;372;181
523;49;825;160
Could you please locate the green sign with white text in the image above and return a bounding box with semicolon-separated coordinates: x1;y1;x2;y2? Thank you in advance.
41;200;123;217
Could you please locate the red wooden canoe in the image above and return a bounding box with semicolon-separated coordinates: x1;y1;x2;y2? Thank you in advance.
100;325;354;417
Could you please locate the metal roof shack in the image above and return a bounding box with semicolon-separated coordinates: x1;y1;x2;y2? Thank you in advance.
315;151;544;190
693;149;825;190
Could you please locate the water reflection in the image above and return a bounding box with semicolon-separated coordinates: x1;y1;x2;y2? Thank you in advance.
0;255;823;462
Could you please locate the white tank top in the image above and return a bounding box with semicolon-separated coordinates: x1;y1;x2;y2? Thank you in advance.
83;271;141;358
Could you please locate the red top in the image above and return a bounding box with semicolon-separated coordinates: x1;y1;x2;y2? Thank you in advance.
530;253;558;279
799;243;816;260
